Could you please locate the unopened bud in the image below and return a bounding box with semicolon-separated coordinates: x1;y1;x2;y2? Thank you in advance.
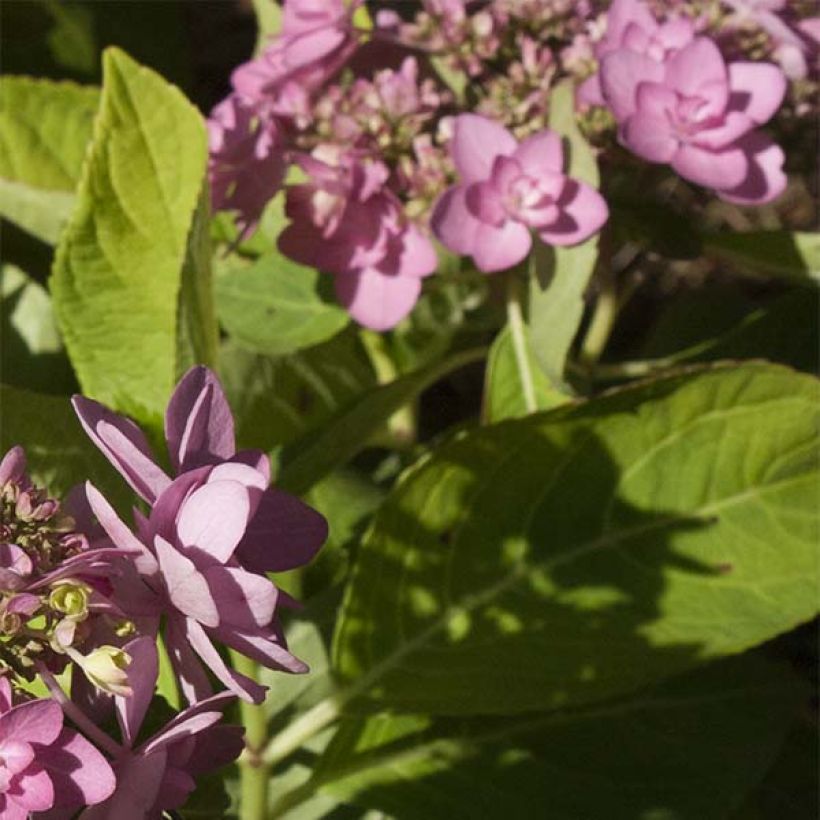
48;581;90;621
76;646;132;697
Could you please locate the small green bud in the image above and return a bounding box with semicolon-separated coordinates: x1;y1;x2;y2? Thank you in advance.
48;581;90;621
76;645;132;697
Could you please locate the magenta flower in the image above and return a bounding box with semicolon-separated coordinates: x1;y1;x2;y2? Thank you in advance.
577;0;695;108
0;678;114;818
279;151;438;330
72;367;328;704
76;638;243;820
207;94;286;240
431;114;609;273
601;36;788;203
231;0;361;124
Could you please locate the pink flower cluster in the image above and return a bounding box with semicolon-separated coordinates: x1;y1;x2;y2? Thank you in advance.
208;0;809;330
0;366;328;816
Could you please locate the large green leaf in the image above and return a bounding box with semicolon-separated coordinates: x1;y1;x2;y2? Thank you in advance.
527;81;601;388
703;231;820;281
333;363;819;714
307;655;804;820
278;346;488;496
484;324;566;422
0;383;131;511
0;76;99;243
50;47;209;428
215;253;349;357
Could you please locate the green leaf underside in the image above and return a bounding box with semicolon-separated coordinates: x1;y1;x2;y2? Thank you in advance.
50;47;207;426
333;363;819;714
313;655;804;820
485;324;567;421
0;383;131;512
278;346;488;496
215;254;349;357
0;76;99;242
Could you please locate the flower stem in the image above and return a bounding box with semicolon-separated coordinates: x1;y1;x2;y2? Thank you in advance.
578;266;618;372
263;693;343;767
231;652;270;820
505;268;537;414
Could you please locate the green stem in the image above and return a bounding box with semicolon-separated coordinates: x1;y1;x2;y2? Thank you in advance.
263;692;344;767
505;268;537;414
579;268;618;372
232;652;270;820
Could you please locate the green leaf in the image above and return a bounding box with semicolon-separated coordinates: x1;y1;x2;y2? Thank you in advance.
0;383;131;511
1;264;75;394
50;47;208;428
484;324;567;422
527;80;601;387
333;363;819;714
0;76;99;243
312;655;805;820
215;253;349;357
703;231;820;281
278;347;488;496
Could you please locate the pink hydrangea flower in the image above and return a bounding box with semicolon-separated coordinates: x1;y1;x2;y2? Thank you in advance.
72;367;328;704
601;36;787;203
431;114;609;273
231;0;362;123
0;678;114;819
279;150;438;330
207;95;286;240
76;637;243;820
577;0;695;107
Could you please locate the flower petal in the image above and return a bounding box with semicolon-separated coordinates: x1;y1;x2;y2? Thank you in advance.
663;37;727;97
210;624;308;673
72;397;170;504
728;62;787;124
0;699;62;745
431;184;485;256
39;728;116;807
6;764;54;811
165;366;236;472
334;268;422;331
539;180;609;247
155;537;219;627
717;131;786;205
671;142;748;189
513;129;564;176
450;114;517;183
203;566;277;630
115;636;158;747
600;49;664;120
471;220;532;273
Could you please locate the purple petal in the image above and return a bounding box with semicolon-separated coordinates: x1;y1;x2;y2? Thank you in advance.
40;728;116;807
335;268;422;331
450;114;517;183
671;143;748;189
81;751;167;820
663;37;728;98
185;725;245;775
155;537;219;627
717;131;787;205
600;0;659;53
144;690;235;756
431;185;486;256
141;712;222;757
0;446;26;485
175;481;251;564
165;366;236;473
728;62;787;124
600;50;664;120
692;111;755;150
0;700;62;745
513;129;564;177
0;677;12;712
210;624;309;673
387;223;438;279
115;636;158;746
472;220;532;273
236;488;328;574
71;397;170;504
539;180;609;247
465;181;507;225
186;620;267;704
204;565;277;630
6;764;54;811
164;616;213;705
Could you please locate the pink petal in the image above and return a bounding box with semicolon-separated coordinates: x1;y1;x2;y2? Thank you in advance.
600;0;659;53
0;740;34;775
40;728;116;807
0;543;33;577
141;712;222;757
717;131;786;205
389;224;438;279
0;796;27;820
7;764;54;811
0;677;12;712
600;50;664;120
85;483;158;575
175;481;251;563
334;268;422;331
165;367;236;473
539;180;609;247
236;488;328;573
663;37;728;97
115;637;158;746
465;181;507;225
155;537;219;627
624;84;678;162
450;114;517;183
144;690;235;756
671;142;748;189
728;62;787;124
164;616;213;705
186;620;267;704
203;565;277;630
0;446;26;485
431;184;486;256
210;624;309;673
692;110;754;150
82;751;167;820
71;397;170;504
0;700;62;745
513;129;564;176
472;220;532;273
